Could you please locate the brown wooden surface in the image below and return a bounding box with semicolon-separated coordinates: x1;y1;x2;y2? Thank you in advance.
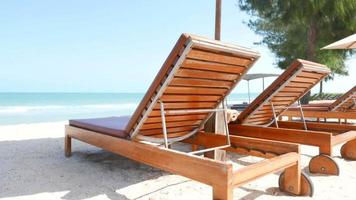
229;124;332;148
66;125;309;199
125;34;260;141
66;125;230;185
232;152;299;188
282;109;356;120
236;59;330;126
183;132;300;158
309;154;339;175
277;121;356;132
340;139;356;160
282;86;356;121
329;86;356;112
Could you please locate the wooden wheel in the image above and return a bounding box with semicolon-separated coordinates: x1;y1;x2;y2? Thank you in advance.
279;171;314;197
309;154;339;175
340;139;356;160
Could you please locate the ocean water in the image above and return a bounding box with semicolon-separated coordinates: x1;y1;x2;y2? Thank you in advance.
0;93;258;125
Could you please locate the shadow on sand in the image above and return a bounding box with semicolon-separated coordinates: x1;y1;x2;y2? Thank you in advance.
0;137;296;200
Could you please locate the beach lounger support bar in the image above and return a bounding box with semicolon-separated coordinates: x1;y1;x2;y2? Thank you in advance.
297;100;308;130
159;101;169;148
188;144;231;155
136;128;199;144
140;99;233;149
184;101;232;155
270;101;279;128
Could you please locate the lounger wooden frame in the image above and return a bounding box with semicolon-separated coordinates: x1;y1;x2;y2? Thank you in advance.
65;34;314;199
282;86;356;123
65;125;314;199
231;60;356;175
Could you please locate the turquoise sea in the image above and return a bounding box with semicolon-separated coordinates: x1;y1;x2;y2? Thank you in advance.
0;93;258;125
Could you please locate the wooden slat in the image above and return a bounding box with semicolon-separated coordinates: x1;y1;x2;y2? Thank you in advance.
247;115;273;121
183;133;300;156
229;124;332;147
271;96;297;101
160;95;221;102
165;86;227;95
150;131;191;138
149;110;209;117
187;49;252;66
153;102;217;110
176;68;240;81
298;71;324;79
182;59;246;74
250;113;273;118
140;126;198;135
170;78;233;89
280;87;309;93
275;92;302;97
287;81;312;88
145;114;206;124
140;120;202;130
293;77;318;84
245;117;272;123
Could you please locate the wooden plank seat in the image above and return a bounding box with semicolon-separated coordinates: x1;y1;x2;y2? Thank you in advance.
65;34;314;199
230;59;356;176
283;86;356;122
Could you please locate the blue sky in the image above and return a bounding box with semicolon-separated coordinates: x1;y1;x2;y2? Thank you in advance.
0;0;355;93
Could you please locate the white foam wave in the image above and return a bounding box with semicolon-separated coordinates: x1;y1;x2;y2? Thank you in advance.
0;103;138;114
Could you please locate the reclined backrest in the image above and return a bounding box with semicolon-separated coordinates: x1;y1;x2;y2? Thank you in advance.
236;59;331;126
328;86;356;112
125;33;260;141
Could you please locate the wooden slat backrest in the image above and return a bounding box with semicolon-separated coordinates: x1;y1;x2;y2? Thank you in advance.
125;33;260;139
329;86;356;112
236;59;331;126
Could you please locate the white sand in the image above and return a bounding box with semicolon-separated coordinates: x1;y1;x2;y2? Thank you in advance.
1;121;356;200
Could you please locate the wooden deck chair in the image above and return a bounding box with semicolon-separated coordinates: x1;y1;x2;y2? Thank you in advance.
229;59;356;176
282;85;356;122
65;34;313;199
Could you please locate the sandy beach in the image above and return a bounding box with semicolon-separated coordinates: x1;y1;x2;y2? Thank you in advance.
1;121;356;200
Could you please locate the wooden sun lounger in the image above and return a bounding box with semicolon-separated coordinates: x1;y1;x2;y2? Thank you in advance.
65;34;313;199
230;59;356;176
282;86;356;123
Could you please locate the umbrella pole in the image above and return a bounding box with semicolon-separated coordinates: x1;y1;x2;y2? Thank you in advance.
215;0;221;40
205;0;226;161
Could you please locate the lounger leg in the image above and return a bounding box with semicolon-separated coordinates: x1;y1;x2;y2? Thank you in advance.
65;134;72;157
279;163;314;196
212;184;233;200
319;144;332;156
212;166;233;200
281;162;301;195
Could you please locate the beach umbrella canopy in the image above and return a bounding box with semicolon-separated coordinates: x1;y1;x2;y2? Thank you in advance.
321;33;356;49
242;73;279;81
242;73;279;103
